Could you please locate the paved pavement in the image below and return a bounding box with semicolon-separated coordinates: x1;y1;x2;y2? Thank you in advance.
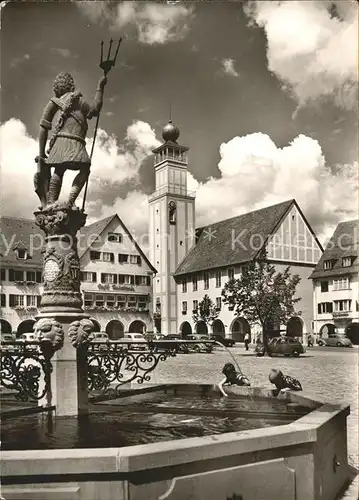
152;345;359;499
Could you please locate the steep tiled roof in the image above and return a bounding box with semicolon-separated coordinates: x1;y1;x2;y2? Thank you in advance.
78;215;116;257
310;219;359;279
174;199;295;276
0;217;44;268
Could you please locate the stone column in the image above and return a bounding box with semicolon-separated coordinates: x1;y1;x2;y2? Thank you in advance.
34;205;91;417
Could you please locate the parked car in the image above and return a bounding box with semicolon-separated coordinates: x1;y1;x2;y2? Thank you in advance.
149;334;190;354
255;336;305;357
15;332;40;352
1;333;17;352
317;335;353;348
122;333;147;350
186;335;213;353
209;334;235;348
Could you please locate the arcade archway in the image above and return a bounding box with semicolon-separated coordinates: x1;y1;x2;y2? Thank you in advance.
17;319;35;337
231;317;250;342
180;321;192;337
212;319;225;335
346;323;359;345
90;319;101;332
0;319;12;335
196;321;208;335
106;320;124;340
286;317;303;338
129;320;146;334
319;323;336;337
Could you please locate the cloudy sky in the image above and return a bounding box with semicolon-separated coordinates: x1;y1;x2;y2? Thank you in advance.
1;0;358;246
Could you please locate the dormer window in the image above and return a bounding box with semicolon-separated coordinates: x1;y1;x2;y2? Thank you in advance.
342;256;354;267
323;260;334;270
16;249;27;260
108;233;123;243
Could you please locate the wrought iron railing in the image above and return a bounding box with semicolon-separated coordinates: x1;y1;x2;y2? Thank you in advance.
87;339;214;399
0;341;52;402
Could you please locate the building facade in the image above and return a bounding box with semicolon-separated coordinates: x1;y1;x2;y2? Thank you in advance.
310;220;359;344
174;200;323;343
148;121;195;334
0;215;155;338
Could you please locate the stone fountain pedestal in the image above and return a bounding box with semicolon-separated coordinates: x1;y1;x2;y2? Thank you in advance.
34;205;91;416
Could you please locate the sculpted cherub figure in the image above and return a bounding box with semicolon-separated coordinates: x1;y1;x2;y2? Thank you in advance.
35;72;107;210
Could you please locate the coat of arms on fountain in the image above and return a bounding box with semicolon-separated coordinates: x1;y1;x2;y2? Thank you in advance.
68;318;95;348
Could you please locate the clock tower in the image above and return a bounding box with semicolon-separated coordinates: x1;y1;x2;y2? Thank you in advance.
148;120;195;334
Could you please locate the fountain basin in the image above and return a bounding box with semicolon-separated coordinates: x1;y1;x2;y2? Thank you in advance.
1;385;351;500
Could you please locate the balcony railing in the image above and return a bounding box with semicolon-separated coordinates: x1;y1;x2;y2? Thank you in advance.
148;185;196;202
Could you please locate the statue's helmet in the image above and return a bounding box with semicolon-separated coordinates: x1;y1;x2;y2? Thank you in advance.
53;72;75;97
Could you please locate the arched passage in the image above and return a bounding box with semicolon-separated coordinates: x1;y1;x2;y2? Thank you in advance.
129;320;146;334
180;321;192;337
231;317;250;342
106;320;124;340
212;319;225;335
286;317;303;338
17;319;35;337
196;321;208;335
346;323;359;345
0;319;12;335
90;319;101;332
320;323;336;337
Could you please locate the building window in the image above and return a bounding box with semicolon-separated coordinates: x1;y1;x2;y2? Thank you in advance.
204;272;209;290
192;275;198;292
84;293;94;307
317;302;333;314
118;274;133;285
216;297;221;310
128;296;137;307
228;267;234;281
320;281;328;293
1;294;6;307
95;294;104;307
333;278;349;291
108;233;123;243
16;249;27;260
80;271;97;282
0;268;5;281
215;271;221;288
9;294;24;307
130;255;141;265
169;201;176;225
182;278;187;293
106;295;115;308
26;295;37;308
323;260;333;270
138;295;147;309
193;300;198;313
334;300;351;312
90;251;101;261
182;301;187;314
135;275;148;286
117;295;126;307
103;252;114;263
342;257;353;267
118;254;128;263
36;271;42;283
101;273;117;284
9;269;24;282
26;271;36;282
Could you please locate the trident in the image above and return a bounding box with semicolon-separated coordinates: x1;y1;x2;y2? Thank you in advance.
81;38;123;212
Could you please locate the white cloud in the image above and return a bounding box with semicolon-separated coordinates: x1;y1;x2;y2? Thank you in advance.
221;58;239;77
10;53;30;69
77;1;194;45
192;132;358;241
244;0;358;110
0;118;159;218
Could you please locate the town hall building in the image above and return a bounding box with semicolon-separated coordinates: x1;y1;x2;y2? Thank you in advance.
148;121;323;344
